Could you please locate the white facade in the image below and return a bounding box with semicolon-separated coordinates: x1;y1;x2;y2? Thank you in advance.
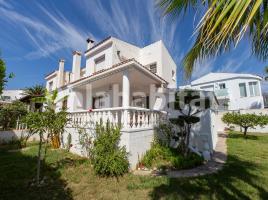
181;73;264;110
0;90;24;104
44;36;222;169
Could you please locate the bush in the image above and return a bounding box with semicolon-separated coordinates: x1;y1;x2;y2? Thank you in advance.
141;143;203;170
170;153;203;169
92;121;129;177
0;101;28;130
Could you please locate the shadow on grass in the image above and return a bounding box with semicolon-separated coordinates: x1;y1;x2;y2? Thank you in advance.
0;148;73;200
148;154;268;200
228;133;259;140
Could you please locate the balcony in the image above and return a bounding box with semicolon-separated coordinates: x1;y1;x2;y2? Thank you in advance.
214;89;229;98
67;107;167;130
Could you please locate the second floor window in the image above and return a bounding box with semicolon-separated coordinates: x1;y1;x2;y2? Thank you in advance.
239;83;247;97
149;63;157;74
49;81;53;92
219;83;226;89
95;55;105;72
249;81;260;96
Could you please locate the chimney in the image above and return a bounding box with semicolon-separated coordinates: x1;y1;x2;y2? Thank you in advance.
87;38;95;50
72;51;81;81
57;59;65;88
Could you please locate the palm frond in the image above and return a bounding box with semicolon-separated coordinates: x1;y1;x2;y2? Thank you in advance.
158;0;268;78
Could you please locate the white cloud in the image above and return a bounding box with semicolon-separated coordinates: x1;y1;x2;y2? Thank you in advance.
0;3;93;59
191;58;216;80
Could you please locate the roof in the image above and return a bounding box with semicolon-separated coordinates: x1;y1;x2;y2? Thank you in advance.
191;72;262;85
45;70;57;79
85;36;112;54
70;58;168;86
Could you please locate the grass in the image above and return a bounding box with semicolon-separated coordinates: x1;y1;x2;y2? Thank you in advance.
1;131;268;199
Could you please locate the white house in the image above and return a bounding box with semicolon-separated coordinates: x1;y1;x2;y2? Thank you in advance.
181;73;264;110
0;90;24;104
45;36;217;168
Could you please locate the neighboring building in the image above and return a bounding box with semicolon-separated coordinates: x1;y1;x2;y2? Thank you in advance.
181;73;264;110
0;90;24;104
45;36;218;168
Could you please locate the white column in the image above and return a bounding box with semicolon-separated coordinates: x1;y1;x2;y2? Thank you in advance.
112;83;119;107
122;70;130;128
85;84;93;109
67;89;76;112
122;70;130;108
149;84;156;109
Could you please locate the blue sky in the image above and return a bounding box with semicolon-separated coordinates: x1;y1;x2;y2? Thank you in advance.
0;0;268;90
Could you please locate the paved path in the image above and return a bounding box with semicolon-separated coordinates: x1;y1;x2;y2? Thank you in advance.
133;132;227;178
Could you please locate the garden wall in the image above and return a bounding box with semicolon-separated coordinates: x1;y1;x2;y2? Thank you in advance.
62;126;154;170
0;130;39;144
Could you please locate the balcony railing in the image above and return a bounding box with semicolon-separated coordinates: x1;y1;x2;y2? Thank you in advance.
67;107;167;129
214;89;229;97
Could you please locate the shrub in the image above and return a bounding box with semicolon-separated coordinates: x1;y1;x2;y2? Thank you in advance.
141;143;203;169
0;101;28;130
92;121;129;177
170;153;203;169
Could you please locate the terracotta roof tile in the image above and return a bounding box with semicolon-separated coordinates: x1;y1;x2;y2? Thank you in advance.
70;58;167;85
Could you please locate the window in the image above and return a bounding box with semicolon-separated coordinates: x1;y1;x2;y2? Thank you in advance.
219;83;226;89
149;63;157;74
49;81;53;92
239;83;247;97
249;81;260;96
93;96;105;109
172;70;175;80
94;55;105;72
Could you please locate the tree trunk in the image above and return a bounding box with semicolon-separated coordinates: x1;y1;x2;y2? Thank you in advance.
36;133;43;185
184;124;191;157
51;134;60;149
243;127;248;138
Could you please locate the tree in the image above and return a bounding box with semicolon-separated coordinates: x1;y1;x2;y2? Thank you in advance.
0;101;28;130
22;89;68;184
222;112;268;137
23;85;46;111
158;0;268;78
23;85;46;96
23;112;46;185
169;89;211;156
0;57;14;95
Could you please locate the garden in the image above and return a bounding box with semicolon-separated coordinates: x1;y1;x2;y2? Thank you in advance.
1;131;268;199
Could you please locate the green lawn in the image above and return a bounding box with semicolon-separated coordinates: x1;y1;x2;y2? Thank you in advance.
1;131;268;199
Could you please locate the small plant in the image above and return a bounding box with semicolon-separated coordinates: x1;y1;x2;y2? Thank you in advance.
222;112;268;137
91;121;129;177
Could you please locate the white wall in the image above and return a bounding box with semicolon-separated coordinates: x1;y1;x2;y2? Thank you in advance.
85;43;113;76
0;130;40;143
0;90;24;102
62;126;155;170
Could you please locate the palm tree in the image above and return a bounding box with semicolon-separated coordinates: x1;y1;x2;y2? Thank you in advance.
23;85;46;96
158;0;268;78
22;85;46;111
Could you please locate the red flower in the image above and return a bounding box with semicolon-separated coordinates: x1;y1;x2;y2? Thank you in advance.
88;108;93;112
